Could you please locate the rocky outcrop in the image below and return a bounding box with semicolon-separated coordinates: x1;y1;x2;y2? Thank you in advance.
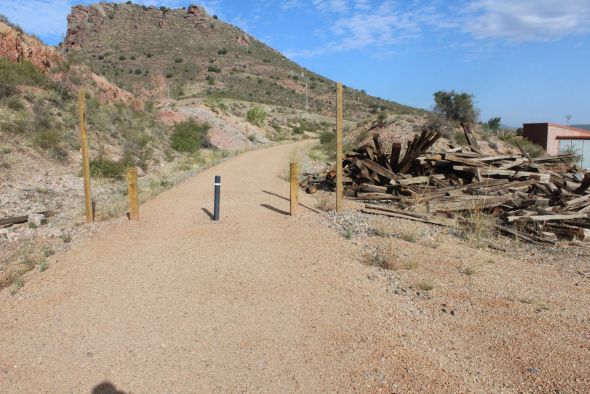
186;4;212;33
187;5;207;16
0;22;61;71
64;5;109;49
89;71;134;105
236;33;251;47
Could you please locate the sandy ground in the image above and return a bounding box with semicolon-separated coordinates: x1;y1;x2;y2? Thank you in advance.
0;141;589;393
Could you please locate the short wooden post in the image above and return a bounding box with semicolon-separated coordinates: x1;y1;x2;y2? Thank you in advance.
79;89;93;223
127;167;139;221
290;162;299;216
336;83;344;213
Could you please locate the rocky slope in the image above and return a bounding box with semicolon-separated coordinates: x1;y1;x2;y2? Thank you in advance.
0;22;60;71
62;3;420;121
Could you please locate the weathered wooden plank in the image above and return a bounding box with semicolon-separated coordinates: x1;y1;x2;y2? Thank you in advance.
495;225;556;245
359;158;399;181
575;173;590;194
361;208;455;227
365;203;456;226
0;215;29;227
358;183;391;193
444;154;487;167
390;142;402;171
461;123;482;154
507;213;588;223
429;195;513;212
355;193;401;201
453;166;551;181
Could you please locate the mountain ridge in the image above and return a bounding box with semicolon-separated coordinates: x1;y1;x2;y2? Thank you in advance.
61;2;421;121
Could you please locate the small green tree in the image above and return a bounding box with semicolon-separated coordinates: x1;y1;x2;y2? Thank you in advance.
246;107;266;126
487;117;501;131
170;120;210;153
433;90;479;125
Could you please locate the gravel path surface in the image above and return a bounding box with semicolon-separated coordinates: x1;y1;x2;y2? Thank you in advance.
0;141;588;393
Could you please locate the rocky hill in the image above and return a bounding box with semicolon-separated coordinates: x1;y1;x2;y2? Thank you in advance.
62;2;420;121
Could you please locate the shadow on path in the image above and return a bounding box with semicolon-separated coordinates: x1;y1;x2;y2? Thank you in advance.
262;190;320;214
260;203;289;216
201;208;214;219
92;382;127;394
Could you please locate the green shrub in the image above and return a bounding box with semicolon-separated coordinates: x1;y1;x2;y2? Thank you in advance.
170;120;210;153
487;116;501;131
217;48;227;55
246;107;266;126
5;96;24;110
33;129;61;150
499;134;545;157
118;55;126;61
207;65;221;73
0;59;50;89
454;130;468;145
434;90;479;125
320;131;335;145
89;158;125;179
175;58;184;63
170;84;185;99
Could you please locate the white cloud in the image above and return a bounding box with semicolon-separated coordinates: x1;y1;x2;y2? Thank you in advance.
465;0;590;41
0;0;71;40
312;0;349;13
288;0;447;56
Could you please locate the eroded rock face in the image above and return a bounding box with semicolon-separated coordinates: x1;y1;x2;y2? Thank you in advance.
64;4;110;49
187;5;207;16
0;22;61;71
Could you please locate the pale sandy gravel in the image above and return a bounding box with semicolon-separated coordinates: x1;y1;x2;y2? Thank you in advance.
0;141;589;393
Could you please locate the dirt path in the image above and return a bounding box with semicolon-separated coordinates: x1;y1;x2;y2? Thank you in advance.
1;142;589;393
0;142;387;393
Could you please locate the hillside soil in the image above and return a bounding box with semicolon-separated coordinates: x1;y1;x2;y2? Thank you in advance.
0;142;589;393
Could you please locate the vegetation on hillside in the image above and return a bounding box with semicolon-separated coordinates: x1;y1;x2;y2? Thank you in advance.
246;106;266;126
434;90;479;125
170;120;210;153
63;3;421;121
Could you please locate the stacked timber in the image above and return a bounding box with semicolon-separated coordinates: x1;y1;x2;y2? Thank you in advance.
303;129;590;245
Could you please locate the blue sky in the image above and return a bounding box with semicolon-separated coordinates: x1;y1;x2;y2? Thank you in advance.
1;0;589;126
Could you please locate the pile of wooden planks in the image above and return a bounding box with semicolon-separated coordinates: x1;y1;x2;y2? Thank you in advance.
303;129;590;244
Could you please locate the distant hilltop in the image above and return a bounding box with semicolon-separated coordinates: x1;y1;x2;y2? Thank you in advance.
62;2;420;120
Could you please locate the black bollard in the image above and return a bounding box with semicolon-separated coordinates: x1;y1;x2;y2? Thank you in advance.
213;175;221;221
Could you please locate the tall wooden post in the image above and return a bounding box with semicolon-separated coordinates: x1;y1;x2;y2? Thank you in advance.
127;167;139;221
290;162;299;216
79;89;93;223
336;83;344;213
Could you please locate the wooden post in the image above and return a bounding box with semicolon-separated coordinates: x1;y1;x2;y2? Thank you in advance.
79;89;93;223
290;162;299;216
336;83;344;213
127;167;139;221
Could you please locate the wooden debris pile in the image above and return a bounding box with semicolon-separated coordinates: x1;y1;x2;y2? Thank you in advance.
303;129;590;245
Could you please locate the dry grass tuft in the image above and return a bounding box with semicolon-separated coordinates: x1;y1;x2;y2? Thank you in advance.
460;210;497;249
459;264;477;276
399;226;419;243
315;195;336;212
417;280;435;291
362;244;396;270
